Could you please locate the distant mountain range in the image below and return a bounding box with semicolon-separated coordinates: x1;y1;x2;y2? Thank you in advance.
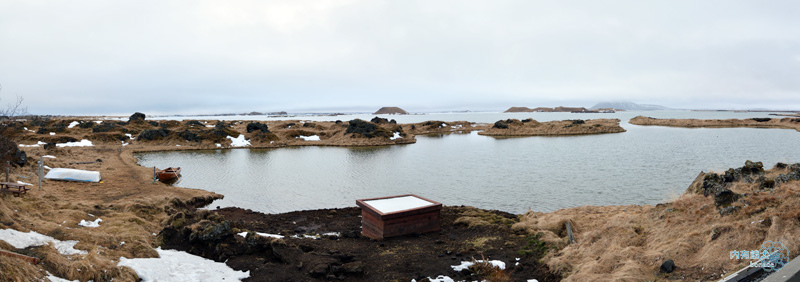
590;102;669;111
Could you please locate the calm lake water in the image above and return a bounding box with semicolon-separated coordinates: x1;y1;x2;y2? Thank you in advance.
136;111;800;214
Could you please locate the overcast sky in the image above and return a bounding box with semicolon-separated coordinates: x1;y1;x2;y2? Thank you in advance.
1;1;799;115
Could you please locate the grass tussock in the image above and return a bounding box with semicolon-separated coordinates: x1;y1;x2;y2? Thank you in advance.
0;254;44;282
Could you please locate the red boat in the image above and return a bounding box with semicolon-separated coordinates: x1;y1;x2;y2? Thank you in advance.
157;167;181;183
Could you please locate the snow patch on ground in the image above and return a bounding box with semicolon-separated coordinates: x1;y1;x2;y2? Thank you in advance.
67;121;80;128
43;155;56;159
237;231;284;239
49;132;55;136
390;132;402;140
117;247;250;282
451;260;506;271
226;135;251;147
56;139;93;147
0;229;87;255
46;271;78;282
215;143;221;148
78;218;102;228
19;141;46;147
298;135;320;141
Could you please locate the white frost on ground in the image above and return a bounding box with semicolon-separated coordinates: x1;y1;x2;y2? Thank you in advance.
117;247;250;282
16;181;32;186
46;271;78;282
205;125;214;128
390;132;402;140
67;121;80;128
125;133;133;139
0;229;87;255
94;121;102;124
19;141;46;147
451;260;506;271
363;196;435;214
122;141;129;146
43;155;56;159
56;139;93;147
226;135;251;147
236;231;284;239
298;135;320;141
78;218;102;228
215;143;221;148
527;279;539;282
49;132;55;135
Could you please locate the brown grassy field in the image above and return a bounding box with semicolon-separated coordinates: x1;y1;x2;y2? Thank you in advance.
478;118;626;137
513;162;800;281
629;116;800;132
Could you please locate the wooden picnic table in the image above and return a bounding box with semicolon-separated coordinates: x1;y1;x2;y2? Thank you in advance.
0;182;30;196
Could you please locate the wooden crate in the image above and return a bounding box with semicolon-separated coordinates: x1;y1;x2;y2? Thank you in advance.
356;194;442;240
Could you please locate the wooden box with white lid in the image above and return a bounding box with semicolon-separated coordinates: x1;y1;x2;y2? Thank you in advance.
355;194;442;239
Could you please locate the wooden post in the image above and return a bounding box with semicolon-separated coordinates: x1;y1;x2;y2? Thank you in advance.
566;221;576;244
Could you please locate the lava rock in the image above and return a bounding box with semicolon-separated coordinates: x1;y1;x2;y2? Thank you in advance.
714;189;740;208
185;120;204;127
179;130;201;142
660;259;675;273
370;117;389;124
129;112;146;122
138;128;171;141
493;121;509;129
246;122;270;133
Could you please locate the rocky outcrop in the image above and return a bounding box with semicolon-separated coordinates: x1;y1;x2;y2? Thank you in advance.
372;107;408;115
686;161;800;215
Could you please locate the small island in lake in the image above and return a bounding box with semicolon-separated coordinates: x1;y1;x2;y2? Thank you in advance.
373;106;409;115
478;118;626;136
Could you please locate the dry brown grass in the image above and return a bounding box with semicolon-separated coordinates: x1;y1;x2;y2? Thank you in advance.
514;169;800;281
0;134;219;281
629;116;800;132
479;119;626;137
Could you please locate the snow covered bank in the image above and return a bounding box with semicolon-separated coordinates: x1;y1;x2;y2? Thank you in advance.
0;229;87;255
118;247;250;282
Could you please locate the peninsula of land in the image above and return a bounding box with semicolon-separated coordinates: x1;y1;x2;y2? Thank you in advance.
629;116;800;132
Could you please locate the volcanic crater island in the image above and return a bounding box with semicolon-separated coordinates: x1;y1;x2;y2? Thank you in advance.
0;108;799;282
